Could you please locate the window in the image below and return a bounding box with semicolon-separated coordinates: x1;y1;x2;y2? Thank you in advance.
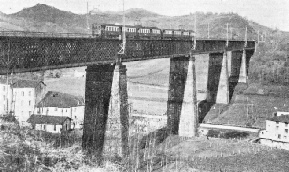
55;107;58;111
74;108;77;112
286;122;288;127
165;30;172;34
43;125;46;131
3;95;5;100
284;136;287;139
285;129;288;133
28;101;31;106
3;86;5;91
278;134;281;139
276;126;279;130
54;125;56;131
152;29;160;34
21;91;24;96
28;91;31;96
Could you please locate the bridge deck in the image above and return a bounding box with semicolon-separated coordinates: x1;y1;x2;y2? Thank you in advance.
0;35;255;74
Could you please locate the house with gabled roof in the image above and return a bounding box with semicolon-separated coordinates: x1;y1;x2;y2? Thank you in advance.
35;91;84;129
260;115;289;142
259;112;289;150
27;114;72;133
11;79;46;126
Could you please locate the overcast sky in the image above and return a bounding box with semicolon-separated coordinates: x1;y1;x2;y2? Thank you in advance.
1;0;289;31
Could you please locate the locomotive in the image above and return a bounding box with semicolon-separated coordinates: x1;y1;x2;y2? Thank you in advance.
92;23;195;40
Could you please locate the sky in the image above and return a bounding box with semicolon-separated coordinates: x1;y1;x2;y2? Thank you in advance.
1;0;289;31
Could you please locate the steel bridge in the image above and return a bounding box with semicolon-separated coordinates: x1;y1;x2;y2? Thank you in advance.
0;31;255;74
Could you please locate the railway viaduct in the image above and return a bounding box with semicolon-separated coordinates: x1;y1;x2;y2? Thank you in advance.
0;33;255;159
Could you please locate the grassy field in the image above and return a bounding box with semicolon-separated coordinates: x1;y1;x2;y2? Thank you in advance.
44;58;289;129
205;83;289;129
126;131;289;172
2;114;289;172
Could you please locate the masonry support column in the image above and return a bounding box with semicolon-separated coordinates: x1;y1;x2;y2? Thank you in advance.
216;51;229;104
167;57;188;135
167;56;198;136
104;63;129;158
82;62;129;161
82;64;115;161
227;51;232;77
178;55;198;137
238;49;247;83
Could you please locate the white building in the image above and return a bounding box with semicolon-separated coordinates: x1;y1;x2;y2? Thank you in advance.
259;112;289;150
11;80;46;126
35;91;84;129
0;78;12;115
27;114;72;133
260;115;289;142
272;111;289;117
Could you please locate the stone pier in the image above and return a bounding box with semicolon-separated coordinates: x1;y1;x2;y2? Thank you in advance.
167;56;198;136
239;49;248;83
207;53;223;103
82;62;129;160
104;63;129;158
178;56;198;137
227;51;232;77
167;56;188;135
216;52;229;104
195;54;209;101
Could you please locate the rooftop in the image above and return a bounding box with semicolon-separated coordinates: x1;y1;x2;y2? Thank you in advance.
268;115;289;123
11;80;45;88
27;114;71;125
36;91;84;108
0;77;8;84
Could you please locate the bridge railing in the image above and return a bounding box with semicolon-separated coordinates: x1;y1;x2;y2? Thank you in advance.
0;31;93;38
0;31;256;42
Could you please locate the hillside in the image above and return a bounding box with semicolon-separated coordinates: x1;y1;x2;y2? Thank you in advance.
2;4;289;129
4;4;288;82
0;4;263;39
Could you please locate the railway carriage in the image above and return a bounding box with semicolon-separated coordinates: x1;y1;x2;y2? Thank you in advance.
121;26;138;39
138;27;162;39
183;30;195;40
92;23;195;40
173;30;183;39
150;28;162;39
162;29;174;39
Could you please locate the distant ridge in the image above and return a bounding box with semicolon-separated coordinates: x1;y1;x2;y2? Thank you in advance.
0;3;273;40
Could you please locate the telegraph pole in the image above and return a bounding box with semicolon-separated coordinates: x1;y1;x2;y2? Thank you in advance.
226;23;229;46
245;26;248;47
257;30;260;43
207;23;210;39
193;13;197;49
118;0;126;56
86;2;89;30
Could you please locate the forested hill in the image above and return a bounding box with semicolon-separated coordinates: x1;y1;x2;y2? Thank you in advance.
1;4;289;85
0;3;268;39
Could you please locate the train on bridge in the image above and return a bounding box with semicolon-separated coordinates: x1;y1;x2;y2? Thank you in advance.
92;23;195;40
